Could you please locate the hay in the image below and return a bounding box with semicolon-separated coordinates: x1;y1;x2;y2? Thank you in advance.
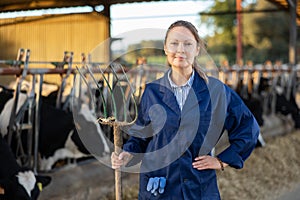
116;130;300;200
40;129;300;200
218;130;300;200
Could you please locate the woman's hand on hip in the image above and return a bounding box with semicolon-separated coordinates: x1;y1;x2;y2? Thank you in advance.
192;155;227;171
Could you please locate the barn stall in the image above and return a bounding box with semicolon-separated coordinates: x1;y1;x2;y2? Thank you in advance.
0;0;300;199
1;48;300;199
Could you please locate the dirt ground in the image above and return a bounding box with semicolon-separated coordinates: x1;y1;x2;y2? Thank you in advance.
102;129;300;200
40;129;300;200
217;130;300;200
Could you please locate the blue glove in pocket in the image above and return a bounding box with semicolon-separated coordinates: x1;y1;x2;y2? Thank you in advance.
146;177;166;196
158;177;166;194
146;177;154;192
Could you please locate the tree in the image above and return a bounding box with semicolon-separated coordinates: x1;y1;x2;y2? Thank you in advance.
200;0;237;65
243;1;289;63
200;0;290;65
124;40;164;65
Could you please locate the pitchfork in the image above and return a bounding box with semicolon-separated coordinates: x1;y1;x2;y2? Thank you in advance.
76;61;138;200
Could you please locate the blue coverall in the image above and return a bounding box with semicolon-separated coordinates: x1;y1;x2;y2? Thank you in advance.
123;70;260;200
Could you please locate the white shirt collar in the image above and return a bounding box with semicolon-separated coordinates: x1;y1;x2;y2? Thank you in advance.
168;69;195;88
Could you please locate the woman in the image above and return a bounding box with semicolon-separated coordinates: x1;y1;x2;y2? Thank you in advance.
111;20;259;199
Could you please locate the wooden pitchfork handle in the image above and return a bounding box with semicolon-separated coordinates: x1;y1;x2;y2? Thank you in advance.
100;117;138;200
0;186;4;195
113;123;123;200
100;119;125;200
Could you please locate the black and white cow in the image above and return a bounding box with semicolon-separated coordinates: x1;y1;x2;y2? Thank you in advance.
0;135;51;200
38;97;111;171
0;86;14;112
0;82;111;171
257;74;300;129
235;78;266;147
274;85;300;128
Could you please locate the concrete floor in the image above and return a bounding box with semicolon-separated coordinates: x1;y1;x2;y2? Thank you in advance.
39;158;139;200
277;183;300;200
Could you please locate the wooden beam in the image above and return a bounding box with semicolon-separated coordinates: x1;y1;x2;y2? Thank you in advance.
289;0;297;65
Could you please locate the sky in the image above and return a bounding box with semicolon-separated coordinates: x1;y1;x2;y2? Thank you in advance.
109;1;214;49
110;1;214;37
0;1;215;51
0;1;214;40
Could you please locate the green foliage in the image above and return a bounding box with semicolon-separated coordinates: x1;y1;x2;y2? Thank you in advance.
146;55;167;65
200;0;291;65
200;0;237;65
124;40;165;65
243;1;289;63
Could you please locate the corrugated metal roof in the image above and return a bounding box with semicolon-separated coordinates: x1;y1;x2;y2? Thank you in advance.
0;0;298;25
0;0;171;12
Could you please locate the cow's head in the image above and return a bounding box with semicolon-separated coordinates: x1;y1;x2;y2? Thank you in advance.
0;170;51;200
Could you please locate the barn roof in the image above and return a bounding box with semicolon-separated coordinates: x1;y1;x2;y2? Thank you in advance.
0;0;298;21
0;0;171;12
0;0;298;24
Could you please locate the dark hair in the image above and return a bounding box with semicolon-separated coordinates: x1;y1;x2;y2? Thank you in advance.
165;20;208;83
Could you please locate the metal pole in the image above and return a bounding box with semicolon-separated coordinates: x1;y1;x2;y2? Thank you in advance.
236;0;243;63
33;74;43;173
289;0;297;65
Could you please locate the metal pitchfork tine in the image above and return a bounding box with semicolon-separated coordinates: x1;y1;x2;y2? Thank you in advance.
76;62;138;200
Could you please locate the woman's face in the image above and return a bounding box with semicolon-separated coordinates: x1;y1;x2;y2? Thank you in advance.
164;26;200;70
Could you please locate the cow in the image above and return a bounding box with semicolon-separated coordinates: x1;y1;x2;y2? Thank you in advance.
0;86;14;113
38;98;111;171
234;78;266;147
234;75;265;126
0;81;111;171
257;71;300;129
0;135;51;200
0;91;27;137
274;85;300;129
